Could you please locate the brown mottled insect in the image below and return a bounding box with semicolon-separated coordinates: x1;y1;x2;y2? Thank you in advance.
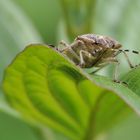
54;34;139;83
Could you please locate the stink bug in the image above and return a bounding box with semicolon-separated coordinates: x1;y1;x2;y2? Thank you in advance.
53;34;139;83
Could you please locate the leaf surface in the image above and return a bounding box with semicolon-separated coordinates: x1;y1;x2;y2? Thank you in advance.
3;44;140;140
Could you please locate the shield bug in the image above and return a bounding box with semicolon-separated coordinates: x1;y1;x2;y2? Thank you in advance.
54;34;139;83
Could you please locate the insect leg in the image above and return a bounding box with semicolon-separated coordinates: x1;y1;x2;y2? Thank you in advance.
79;50;85;65
60;40;85;61
90;57;126;84
60;40;69;48
68;40;84;60
70;40;85;48
79;50;92;67
113;61;120;82
90;64;108;74
58;40;70;52
112;61;127;85
90;57;118;74
118;50;134;68
65;40;86;63
120;49;140;68
101;58;121;82
60;39;84;51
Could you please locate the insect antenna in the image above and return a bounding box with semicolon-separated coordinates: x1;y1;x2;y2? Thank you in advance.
122;49;139;54
119;49;140;68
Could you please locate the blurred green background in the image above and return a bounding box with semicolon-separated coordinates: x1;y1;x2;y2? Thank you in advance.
1;0;140;140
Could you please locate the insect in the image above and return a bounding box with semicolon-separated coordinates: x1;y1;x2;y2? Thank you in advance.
52;34;139;83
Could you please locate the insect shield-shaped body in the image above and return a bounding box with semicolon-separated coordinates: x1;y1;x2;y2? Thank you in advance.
60;34;122;69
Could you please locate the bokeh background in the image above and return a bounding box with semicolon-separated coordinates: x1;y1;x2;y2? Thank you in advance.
1;0;140;140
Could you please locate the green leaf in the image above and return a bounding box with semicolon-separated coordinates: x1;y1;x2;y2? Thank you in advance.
2;44;140;140
0;0;42;83
0;0;42;115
